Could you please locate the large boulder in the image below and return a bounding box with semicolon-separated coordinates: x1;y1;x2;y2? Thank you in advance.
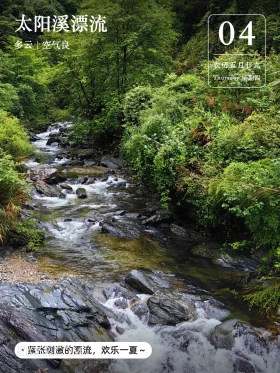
26;130;40;142
46;137;61;145
34;181;61;197
125;270;171;295
101;156;126;169
66;166;106;177
170;223;204;242
147;295;196;325
0;278;113;373
29;168;67;184
141;210;174;226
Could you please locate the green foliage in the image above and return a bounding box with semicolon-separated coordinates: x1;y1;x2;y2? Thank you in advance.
123;86;153;127
11;218;45;251
47;0;177;121
243;280;280;314
122;74;204;205
209;159;280;248
0;44;50;129
0;154;27;242
0;110;32;159
211;113;280;163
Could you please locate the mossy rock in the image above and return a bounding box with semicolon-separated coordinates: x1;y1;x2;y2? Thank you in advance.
66;166;106;177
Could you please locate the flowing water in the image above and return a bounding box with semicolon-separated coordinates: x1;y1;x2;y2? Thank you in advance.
26;123;280;373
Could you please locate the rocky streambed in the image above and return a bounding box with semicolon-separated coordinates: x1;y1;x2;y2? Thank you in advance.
0;122;279;373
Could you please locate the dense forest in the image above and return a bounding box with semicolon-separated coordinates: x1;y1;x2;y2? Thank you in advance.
0;0;279;314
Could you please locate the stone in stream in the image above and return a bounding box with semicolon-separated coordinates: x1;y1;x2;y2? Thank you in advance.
66;166;106;177
76;187;87;199
125;270;171;295
60;183;73;191
141;210;174;226
46;137;61;145
107;181;127;189
103;283;136;301
59;192;66;199
26;130;40;142
147;295;196;325
48;131;60;137
233;356;257;373
100;155;126;169
58;127;68;133
85;177;96;185
210;319;259;350
0;278;113;373
67;160;85;167
100;217;141;238
34;180;61;197
170;223;204;242
29;168;66;185
81;176;89;184
77;149;95;161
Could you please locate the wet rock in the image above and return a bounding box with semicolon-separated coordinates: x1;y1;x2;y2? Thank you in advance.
58;127;68;133
170;223;189;237
81;176;89;184
0;278;114;373
34;181;61;197
101;156;126;169
76;187;87;199
77;149;95;161
108;181;127;189
46;137;61;145
234;356;257;373
210;319;239;350
116;326;125;335
138;210;156;219
59;192;66;199
86;177;96;185
192;242;221;259
29;168;66;184
60;183;73;191
67;166;106;177
103;283;136;301
49;131;60;137
125;270;170;295
26;130;40;142
141;210;174;226
213;251;265;272
100;217;141;238
147;296;196;325
126;270;155;294
116;210;126;216
64;160;84;167
194;297;230;321
130;300;149;321
170;223;204;242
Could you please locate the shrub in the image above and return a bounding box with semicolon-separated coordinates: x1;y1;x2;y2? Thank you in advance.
209;159;280;248
0;154;28;242
211;113;280;163
0;110;32;159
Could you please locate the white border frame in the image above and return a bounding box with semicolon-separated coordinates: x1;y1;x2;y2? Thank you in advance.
208;14;266;88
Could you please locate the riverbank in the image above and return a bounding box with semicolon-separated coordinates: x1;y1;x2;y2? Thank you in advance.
0;122;279;373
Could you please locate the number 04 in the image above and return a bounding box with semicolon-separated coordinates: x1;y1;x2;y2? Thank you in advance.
219;21;255;46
